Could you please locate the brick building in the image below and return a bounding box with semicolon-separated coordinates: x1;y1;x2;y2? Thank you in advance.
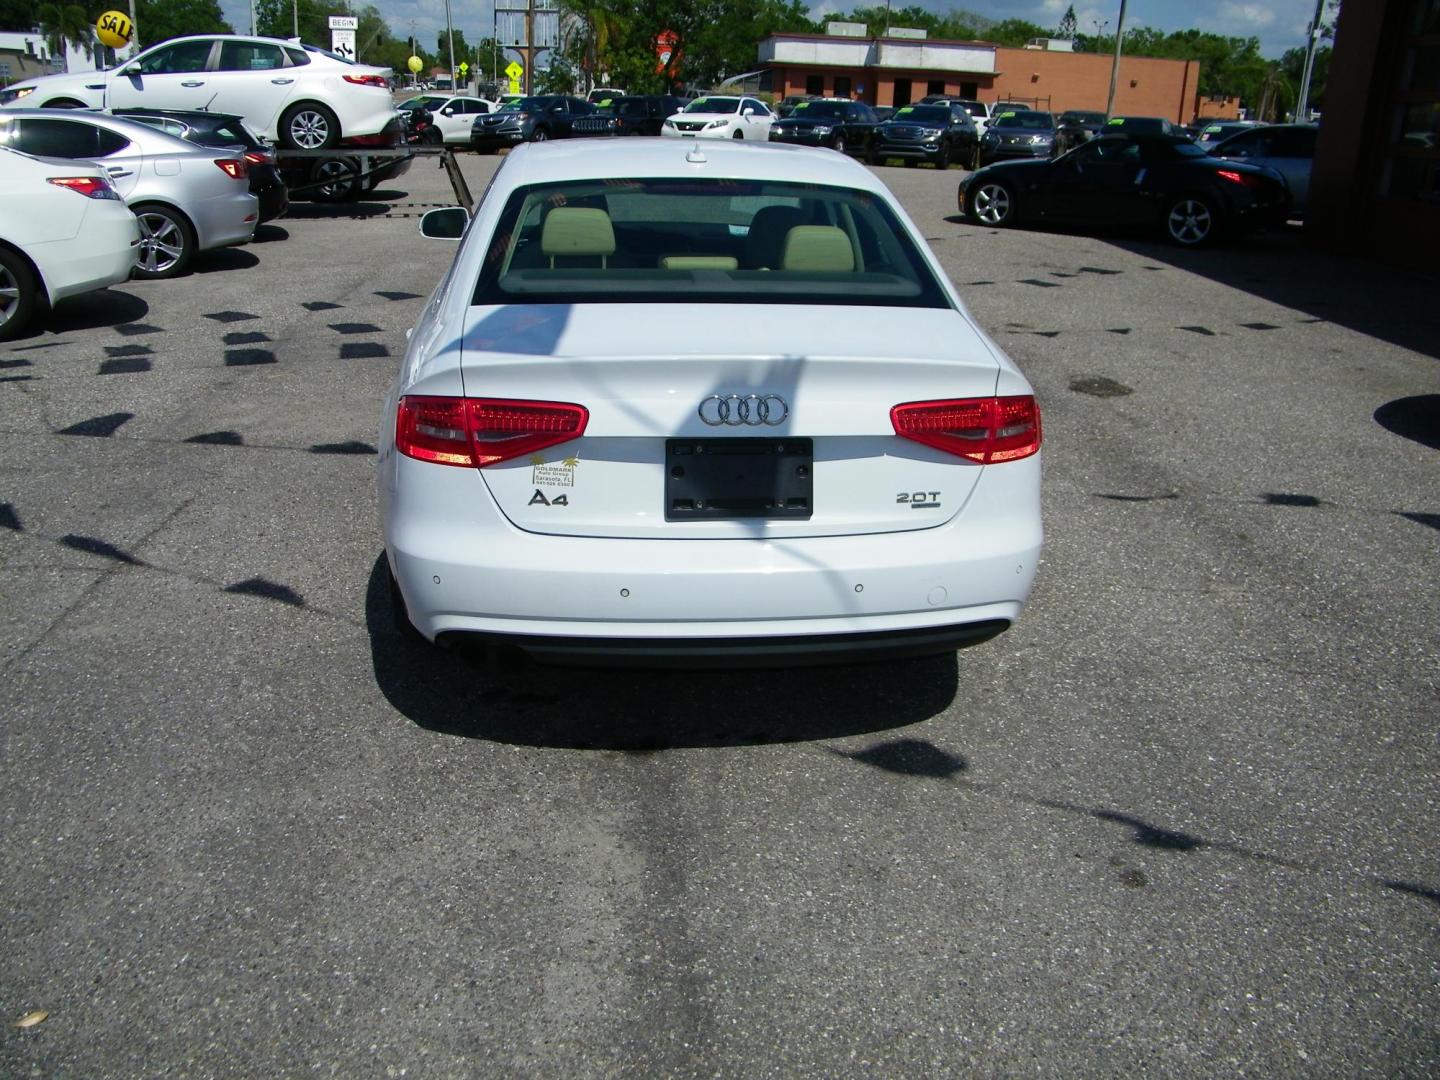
758;28;1202;122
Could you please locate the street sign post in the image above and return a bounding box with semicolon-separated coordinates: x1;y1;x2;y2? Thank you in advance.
329;15;358;61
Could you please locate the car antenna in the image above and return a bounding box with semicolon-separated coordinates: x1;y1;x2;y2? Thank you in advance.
200;92;218;113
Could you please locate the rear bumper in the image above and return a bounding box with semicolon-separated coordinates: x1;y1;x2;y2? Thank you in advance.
382;450;1042;660
33;207;139;304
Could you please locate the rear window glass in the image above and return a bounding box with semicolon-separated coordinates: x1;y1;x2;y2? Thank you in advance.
790;101;847;119
472;178;950;309
993;112;1054;129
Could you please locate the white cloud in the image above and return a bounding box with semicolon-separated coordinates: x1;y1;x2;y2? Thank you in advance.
1218;3;1276;29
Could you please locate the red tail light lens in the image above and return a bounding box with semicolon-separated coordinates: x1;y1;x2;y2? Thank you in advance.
47;175;119;200
891;396;1042;464
396;396;589;468
343;74;390;88
243;150;272;165
215;158;249;180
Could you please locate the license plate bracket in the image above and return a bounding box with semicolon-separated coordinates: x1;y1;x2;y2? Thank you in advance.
665;438;813;521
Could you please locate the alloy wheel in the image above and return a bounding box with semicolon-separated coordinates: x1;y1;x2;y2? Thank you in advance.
972;183;1012;224
136;212;185;275
289;110;331;150
0;263;19;330
1167;199;1213;245
531;128;548;142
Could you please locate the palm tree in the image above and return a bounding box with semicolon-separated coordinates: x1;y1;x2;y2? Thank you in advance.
36;3;93;64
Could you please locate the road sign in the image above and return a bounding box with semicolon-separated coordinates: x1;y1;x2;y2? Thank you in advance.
505;61;523;80
330;29;356;61
459;62;469;76
328;16;358;30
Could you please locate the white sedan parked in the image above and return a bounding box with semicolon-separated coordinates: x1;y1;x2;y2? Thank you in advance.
0;35;397;150
379;139;1042;666
661;95;775;141
399;94;496;144
0;147;139;340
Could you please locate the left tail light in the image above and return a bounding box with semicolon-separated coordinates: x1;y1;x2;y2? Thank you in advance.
343;74;390;89
891;396;1042;464
215;158;249;180
396;396;589;468
47;176;121;200
243;149;273;166
1217;168;1274;192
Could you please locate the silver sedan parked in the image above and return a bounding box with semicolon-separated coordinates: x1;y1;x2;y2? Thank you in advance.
0;109;257;278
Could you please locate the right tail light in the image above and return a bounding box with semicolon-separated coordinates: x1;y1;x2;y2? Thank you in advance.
890;396;1042;464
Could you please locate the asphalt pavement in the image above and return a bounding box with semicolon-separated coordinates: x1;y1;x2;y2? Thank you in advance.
2;148;1436;1078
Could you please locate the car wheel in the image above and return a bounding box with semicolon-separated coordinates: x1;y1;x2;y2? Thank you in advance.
904;157;916;168
935;144;951;170
0;247;40;342
867;147;882;166
968;181;1015;227
311;158;361;202
530;127;548;142
1164;195;1217;246
968;145;981;170
131;204;195;279
833;135;847;155
424;127;443;145
280;102;341;150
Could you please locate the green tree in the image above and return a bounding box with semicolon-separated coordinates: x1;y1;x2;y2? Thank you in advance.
134;0;231;48
0;0;36;33
35;3;91;60
1055;5;1077;41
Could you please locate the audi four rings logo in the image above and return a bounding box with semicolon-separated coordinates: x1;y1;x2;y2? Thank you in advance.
698;394;789;426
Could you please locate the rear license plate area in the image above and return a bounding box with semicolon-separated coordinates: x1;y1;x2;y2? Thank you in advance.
666;439;812;521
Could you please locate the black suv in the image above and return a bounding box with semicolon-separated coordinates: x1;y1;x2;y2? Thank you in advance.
769;99;879;157
869;102;980;169
471;96;595;152
572;95;689;137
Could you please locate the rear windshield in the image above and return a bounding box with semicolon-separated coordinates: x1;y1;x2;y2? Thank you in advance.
401;96;448;110
472;178;949;309
1060;112;1106;125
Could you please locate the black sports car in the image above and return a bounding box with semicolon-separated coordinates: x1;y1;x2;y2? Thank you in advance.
957;134;1290;246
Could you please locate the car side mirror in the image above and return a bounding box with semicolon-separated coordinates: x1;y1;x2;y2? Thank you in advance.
442;107;454;116
419;206;468;239
122;62;141;76
742;108;755;117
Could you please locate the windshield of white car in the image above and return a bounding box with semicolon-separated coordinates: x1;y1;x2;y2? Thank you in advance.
683;97;741;114
472;178;950;309
401;96;448;110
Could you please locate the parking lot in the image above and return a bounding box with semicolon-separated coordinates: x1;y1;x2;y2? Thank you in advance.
2;150;1436;1076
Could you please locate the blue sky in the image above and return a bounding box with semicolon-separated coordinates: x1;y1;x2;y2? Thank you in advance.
216;1;1340;60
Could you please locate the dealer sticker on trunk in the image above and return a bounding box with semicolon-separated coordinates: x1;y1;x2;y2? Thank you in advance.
530;455;579;487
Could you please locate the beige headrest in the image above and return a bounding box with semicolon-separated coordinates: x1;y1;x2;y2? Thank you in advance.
780;225;855;272
541;207;615;258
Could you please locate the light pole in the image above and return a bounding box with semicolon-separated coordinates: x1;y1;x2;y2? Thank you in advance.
1295;0;1326;121
444;0;456;91
1104;0;1128;118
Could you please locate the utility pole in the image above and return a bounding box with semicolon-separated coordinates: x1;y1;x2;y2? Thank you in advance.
1104;0;1128;118
1295;0;1326;121
444;0;456;90
292;0;298;39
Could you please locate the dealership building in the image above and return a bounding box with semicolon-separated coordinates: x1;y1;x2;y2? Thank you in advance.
758;25;1202;120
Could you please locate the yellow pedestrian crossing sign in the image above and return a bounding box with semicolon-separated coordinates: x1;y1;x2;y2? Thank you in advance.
505;61;523;80
458;62;468;76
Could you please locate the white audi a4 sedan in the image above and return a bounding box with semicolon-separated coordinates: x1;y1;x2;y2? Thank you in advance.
379;139;1042;666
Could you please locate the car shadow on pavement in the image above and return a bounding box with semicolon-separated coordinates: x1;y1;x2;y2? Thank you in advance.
192;248;260;274
283;202;392;220
14;289;150;340
1105;227;1440;362
363;555;960;749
